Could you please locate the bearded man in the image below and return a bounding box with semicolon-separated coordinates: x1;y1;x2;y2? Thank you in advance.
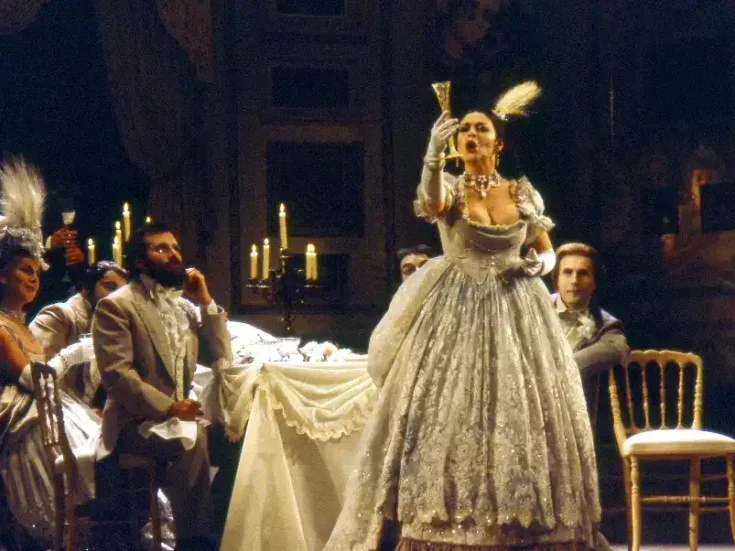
92;223;231;551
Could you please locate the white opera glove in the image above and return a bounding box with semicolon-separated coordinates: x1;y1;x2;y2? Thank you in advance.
424;111;459;169
524;248;556;276
499;248;556;282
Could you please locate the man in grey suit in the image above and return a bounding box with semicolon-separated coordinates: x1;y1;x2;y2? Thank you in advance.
92;223;231;551
552;242;628;551
552;242;630;379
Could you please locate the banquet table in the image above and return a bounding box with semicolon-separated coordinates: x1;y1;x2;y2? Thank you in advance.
201;357;377;551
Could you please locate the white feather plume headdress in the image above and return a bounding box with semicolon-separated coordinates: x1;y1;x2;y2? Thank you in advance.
0;156;47;268
493;81;542;121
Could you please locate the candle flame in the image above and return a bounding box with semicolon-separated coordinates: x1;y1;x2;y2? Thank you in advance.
145;216;152;223
251;244;258;254
264;238;270;246
123;203;130;214
88;238;94;247
115;221;121;230
279;203;286;215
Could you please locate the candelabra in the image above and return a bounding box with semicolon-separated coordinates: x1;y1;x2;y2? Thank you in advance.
246;249;322;335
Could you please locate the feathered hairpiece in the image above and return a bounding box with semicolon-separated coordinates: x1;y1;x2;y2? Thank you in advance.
0;156;47;268
492;81;542;122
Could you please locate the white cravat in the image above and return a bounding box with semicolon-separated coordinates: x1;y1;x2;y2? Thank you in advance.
137;275;223;451
141;275;189;400
556;297;596;351
140;275;219;399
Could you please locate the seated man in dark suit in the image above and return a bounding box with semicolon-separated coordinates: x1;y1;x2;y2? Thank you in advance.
552;242;630;380
552;242;629;551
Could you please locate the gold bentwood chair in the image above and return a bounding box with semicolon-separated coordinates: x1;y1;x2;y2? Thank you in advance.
31;361;86;551
31;362;162;551
608;350;735;550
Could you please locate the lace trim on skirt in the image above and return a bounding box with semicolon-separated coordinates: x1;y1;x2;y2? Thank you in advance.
397;539;594;551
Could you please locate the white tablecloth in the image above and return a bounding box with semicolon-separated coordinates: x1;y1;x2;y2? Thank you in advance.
201;360;377;551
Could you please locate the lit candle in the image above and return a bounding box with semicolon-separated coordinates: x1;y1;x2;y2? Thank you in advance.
145;215;152;224
112;235;120;266
115;221;123;258
279;203;288;251
262;238;271;279
123;203;131;241
305;244;315;280
312;243;318;281
87;238;96;266
250;244;259;280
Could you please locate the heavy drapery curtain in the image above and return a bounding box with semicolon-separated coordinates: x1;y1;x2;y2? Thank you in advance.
155;0;213;82
95;0;206;263
0;0;52;35
0;0;214;264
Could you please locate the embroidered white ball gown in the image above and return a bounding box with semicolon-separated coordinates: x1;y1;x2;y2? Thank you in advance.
324;175;601;550
0;317;100;544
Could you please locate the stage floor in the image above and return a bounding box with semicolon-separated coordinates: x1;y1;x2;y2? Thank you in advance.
611;547;733;550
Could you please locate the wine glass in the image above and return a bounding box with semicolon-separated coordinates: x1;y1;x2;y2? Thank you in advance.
59;198;78;283
431;81;462;160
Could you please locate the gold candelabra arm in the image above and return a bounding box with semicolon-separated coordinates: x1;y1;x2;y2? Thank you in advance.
246;250;326;335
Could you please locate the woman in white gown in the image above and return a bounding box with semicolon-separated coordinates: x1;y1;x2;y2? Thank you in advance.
0;157;101;545
325;82;601;550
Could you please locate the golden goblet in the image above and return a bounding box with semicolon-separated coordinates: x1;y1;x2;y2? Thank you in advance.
431;81;462;160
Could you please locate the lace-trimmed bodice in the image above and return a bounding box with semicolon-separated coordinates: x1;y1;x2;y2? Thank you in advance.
415;173;554;283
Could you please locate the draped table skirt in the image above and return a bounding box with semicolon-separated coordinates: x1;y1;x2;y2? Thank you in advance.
199;358;376;551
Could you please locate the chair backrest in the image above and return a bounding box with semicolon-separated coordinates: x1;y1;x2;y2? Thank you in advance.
608;350;704;452
30;362;74;468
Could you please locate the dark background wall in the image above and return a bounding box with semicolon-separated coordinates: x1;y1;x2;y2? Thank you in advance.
3;0;735;355
0;0;149;258
3;0;735;543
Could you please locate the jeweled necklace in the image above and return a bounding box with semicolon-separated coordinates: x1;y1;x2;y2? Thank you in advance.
0;306;26;324
462;172;500;198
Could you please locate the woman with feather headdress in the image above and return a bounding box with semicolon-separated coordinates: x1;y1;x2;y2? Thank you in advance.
0;157;101;546
325;82;600;550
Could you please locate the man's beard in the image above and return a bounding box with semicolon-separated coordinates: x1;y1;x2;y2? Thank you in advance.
144;257;186;289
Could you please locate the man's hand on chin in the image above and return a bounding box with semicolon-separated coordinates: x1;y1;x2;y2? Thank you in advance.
167;398;203;421
183;267;213;306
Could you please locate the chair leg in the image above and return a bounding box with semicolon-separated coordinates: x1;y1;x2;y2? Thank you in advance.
727;455;735;545
689;458;701;551
631;456;642;551
53;473;64;551
64;470;77;551
12;521;21;551
149;480;161;551
623;458;633;551
591;373;601;441
127;469;139;550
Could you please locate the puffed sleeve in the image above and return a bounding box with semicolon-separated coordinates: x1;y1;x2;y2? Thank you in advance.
516;177;555;244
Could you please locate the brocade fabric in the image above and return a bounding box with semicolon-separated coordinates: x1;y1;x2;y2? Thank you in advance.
0;321;100;543
324;174;601;550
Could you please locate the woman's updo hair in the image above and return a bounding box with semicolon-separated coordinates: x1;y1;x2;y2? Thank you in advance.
455;81;541;146
0;242;33;274
455;109;507;145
